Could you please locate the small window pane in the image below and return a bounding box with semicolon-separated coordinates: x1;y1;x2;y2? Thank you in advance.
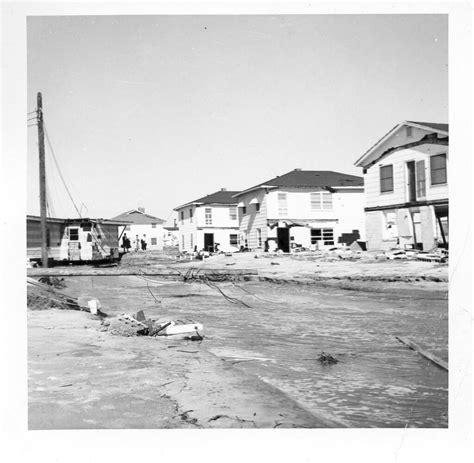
430;154;447;185
380;165;394;192
205;208;212;225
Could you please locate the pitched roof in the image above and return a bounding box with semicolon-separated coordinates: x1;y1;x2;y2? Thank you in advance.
354;121;449;167
406;121;449;133
234;170;363;197
111;209;165;224
174;190;240;210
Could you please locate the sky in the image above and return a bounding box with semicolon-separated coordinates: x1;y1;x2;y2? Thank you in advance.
27;14;448;223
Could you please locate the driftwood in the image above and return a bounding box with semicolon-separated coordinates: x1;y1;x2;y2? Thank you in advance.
396;336;448;371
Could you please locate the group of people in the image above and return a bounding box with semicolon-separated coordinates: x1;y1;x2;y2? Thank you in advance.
122;233;147;253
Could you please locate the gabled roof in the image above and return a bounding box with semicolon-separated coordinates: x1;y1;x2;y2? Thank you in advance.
111;209;165;225
406;121;449;133
233;170;363;197
174;190;240;210
354;121;449;168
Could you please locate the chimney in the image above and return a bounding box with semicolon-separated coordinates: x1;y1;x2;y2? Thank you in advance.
221;188;227;191
138;207;145;213
294;168;302;171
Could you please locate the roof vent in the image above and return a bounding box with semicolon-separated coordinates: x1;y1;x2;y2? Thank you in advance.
294;168;302;171
138;207;145;213
221;188;227;191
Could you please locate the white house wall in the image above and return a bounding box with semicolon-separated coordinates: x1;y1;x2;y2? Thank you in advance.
238;189;268;249
364;144;448;208
177;204;239;252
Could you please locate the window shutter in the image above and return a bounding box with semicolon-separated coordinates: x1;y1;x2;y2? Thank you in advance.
416;160;426;198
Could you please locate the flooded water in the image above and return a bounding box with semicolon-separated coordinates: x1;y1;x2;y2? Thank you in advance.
66;275;448;428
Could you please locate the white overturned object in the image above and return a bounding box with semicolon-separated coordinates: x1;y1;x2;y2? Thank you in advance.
158;320;203;336
87;298;101;315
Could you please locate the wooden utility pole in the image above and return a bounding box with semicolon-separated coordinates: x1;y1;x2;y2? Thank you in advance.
37;92;48;268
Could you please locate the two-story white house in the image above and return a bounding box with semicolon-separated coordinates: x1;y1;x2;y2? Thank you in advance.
174;189;240;253
354;121;448;251
233;169;365;252
112;208;165;251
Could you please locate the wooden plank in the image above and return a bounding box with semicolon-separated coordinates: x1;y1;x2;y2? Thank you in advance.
396;336;448;371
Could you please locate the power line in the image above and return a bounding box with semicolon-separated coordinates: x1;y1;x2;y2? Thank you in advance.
43;123;82;217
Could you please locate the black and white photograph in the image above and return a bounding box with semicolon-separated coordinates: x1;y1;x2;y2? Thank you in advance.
1;1;472;462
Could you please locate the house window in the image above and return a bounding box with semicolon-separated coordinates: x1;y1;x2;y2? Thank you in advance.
189;208;193;223
229;207;237;220
229;234;238;246
380;165;394;193
255;203;260;212
151;237;157;245
69;228;79;241
152;223;157;228
311;228;334;246
278;192;288;216
180;211;184;223
430;154;447;185
205;208;212;225
242;206;247;215
311;192;333;211
257;228;262;247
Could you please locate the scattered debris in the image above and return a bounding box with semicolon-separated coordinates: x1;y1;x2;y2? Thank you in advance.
157;321;204;336
38;276;66;288
101;310;204;340
317;352;339;365
271;262;280;266
184;332;204;341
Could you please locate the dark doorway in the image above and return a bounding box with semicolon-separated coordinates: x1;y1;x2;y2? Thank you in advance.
277;227;290;252
204;233;214;252
407;161;416;202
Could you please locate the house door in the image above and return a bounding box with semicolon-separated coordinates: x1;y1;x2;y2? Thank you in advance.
277;227;290;253
68;242;81;260
204;233;214;252
407;161;417;202
411;212;423;250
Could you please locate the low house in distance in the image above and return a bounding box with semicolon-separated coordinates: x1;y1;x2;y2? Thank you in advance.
163;220;179;247
174;189;240;253
354;121;448;251
112;208;165;251
233;169;365;252
27;215;125;264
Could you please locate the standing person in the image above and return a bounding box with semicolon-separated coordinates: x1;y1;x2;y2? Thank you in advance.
142;235;147;251
135;235;140;252
122;233;128;252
